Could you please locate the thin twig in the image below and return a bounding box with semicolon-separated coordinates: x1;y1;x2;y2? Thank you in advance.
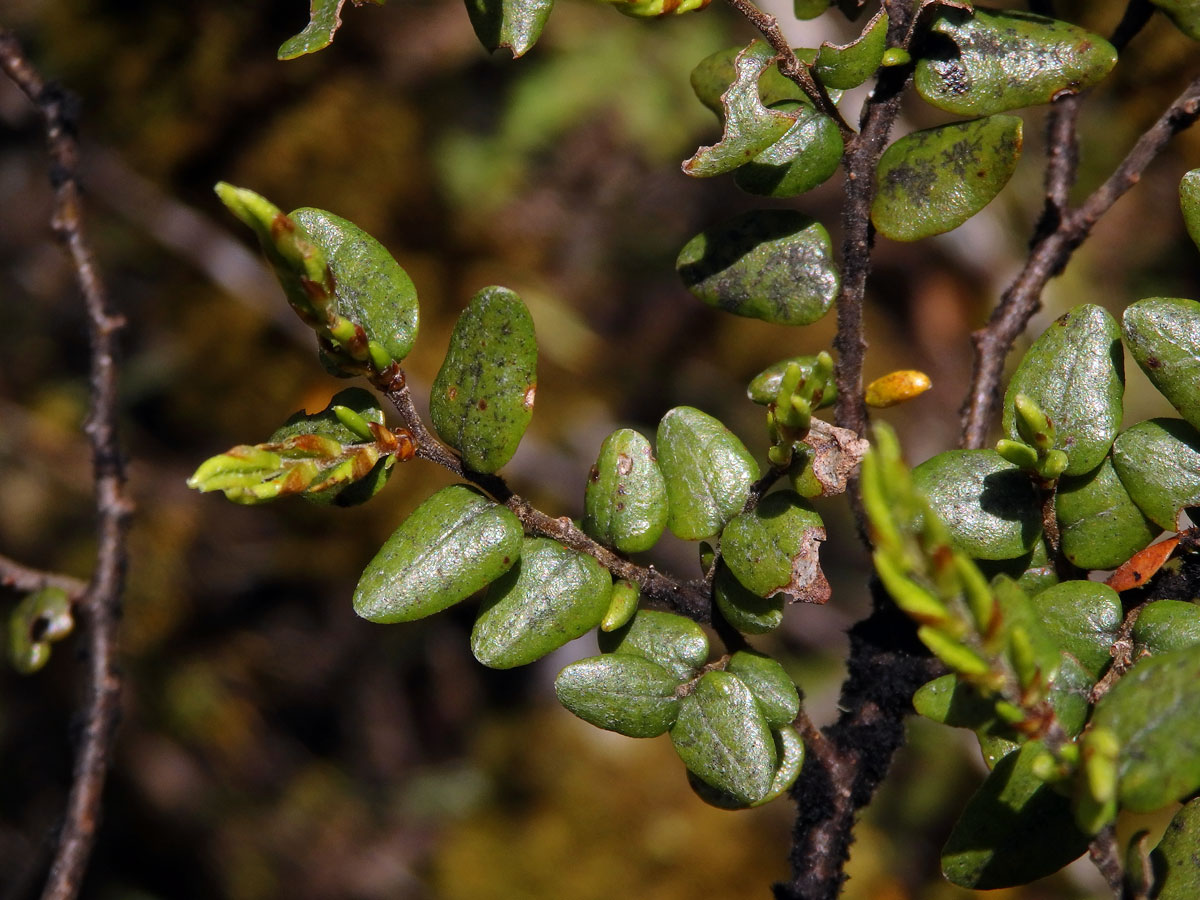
0;555;87;598
0;30;132;900
1088;824;1125;898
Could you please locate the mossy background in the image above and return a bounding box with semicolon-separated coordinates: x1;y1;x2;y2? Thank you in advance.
0;0;1197;897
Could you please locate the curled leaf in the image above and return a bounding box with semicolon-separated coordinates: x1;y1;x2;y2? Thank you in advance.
813;8;888;89
465;0;553;57
9;587;74;675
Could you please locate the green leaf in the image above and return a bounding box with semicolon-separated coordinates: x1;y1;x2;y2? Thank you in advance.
1151;797;1200;899
278;0;374;60
872;116;1022;242
911;449;1042;560
794;0;830;19
689;45;812;119
976;537;1058;596
720;490;830;604
1032;581;1121;678
597;609;708;681
670;670;777;806
1132;600;1200;656
676;210;839;327
554;654;681;738
582;428;668;553
1122;297;1200;432
430;286;537;474
1112;418;1200;530
942;742;1091;888
599;0;711;16
1089;646;1200;812
657;406;759;540
1056;458;1158;570
687;725;804;808
8;587;74;675
747;355;837;407
914;8;1116;116
1003;304;1124;477
726;650;800;728
1182;170;1200;250
1150;0;1200;41
463;0;553;58
472;538;613;669
714;561;784;634
733;103;843;198
683;41;801;178
291;208;419;366
813;9;888;89
913;673;995;730
600;578;640;632
352;484;522;623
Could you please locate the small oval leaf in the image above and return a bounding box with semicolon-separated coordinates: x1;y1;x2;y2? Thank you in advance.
1032;581;1122;678
583;428;668;553
714;561;784;634
726;650;800;728
1112;418;1200;530
733;103;843;198
687;725;804;808
1122;297;1200;432
721;490;830;604
554;654;681;738
1132;600;1200;657
1151;797;1200;900
464;0;554;58
1055;458;1159;570
597;609;709;681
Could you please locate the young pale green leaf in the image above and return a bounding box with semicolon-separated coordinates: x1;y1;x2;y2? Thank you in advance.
1056;458;1159;571
1089;646;1200;812
353;484;522;623
676;210;839;327
430;286;537;474
914;8;1116;116
714;562;784;634
1002;304;1124;476
1151;798;1200;899
1182;170;1200;250
472;538;612;669
291;208;419;366
670;670;777;806
912;673;995;730
1151;0;1200;41
583;428;668;553
9;587;74;675
1122;297;1200;432
687;725;804;808
911;449;1042;560
993;574;1062;685
747;355;837;408
942;742;1092;888
733;103;843;198
554;654;681;738
721;490;830;604
726;651;800;728
813;9;888;89
872;116;1022;242
657;406;759;540
683;42;801;178
1032;581;1122;678
464;0;553;58
1112;418;1200;530
1132;600;1200;657
688;45;813;119
601;578;640;632
597;609;708;681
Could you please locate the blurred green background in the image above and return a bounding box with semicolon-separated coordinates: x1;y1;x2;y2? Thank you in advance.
1;1;1198;897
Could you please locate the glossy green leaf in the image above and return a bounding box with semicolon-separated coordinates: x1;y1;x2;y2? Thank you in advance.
688;725;804;808
554;654;681;738
1151;0;1200;41
601;578;640;632
726;650;800;728
676;210;839;327
813;9;888;89
656;406;759;540
464;0;553;58
1122;297;1200;432
1089;646;1200;811
1032;581;1121;677
670;670;777;806
689;45;811;119
713;561;784;634
352;484;522;623
912;449;1041;560
733;102;843;198
430;286;537;474
1182;169;1200;250
747;355;837;408
597;609;708;681
976;537;1058;596
942;742;1091;888
721;490;830;604
8;587;73;675
1112;418;1200;530
914;8;1116;116
583;428;668;553
291;208;419;366
683;42;801;178
913;673;995;730
872;116;1022;241
278;0;378;60
1056;458;1158;570
472;538;612;669
1003;304;1124;477
1151;798;1200;900
1132;600;1200;656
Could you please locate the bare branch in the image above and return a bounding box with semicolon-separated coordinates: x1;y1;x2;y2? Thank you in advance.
0;555;87;598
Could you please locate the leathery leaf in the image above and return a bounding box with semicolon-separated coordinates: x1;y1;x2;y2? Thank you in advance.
689;45;811;117
278;0;382;60
1031;581;1122;678
430;286;537;474
872;116;1022;242
714;561;784;634
657;406;759;540
1112;418;1200;530
1183;170;1200;250
721;490;830;604
1151;0;1200;41
1003;304;1123;476
677;210;839;327
726;650;800;728
1055;457;1158;571
914;7;1116;116
464;0;553;58
670;670;777;806
554;654;681;738
1151;798;1200;899
471;538;612;669
688;725;804;808
597;609;708;681
583;428;668;553
813;8;888;89
1122;297;1200;432
353;484;522;623
1132;600;1200;657
733;103;843;199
